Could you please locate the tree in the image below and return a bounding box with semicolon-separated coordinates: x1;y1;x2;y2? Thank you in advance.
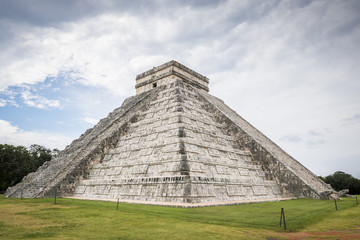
322;171;360;195
318;175;326;182
0;144;54;193
52;148;60;158
28;144;52;167
0;144;32;192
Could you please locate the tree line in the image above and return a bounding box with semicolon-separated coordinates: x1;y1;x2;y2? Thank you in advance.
0;144;58;193
320;171;360;195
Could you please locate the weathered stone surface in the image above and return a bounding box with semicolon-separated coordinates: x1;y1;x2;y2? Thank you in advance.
336;189;353;197
135;60;209;94
5;89;159;198
6;60;334;204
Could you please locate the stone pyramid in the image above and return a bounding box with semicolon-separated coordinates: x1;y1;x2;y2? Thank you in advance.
6;60;333;205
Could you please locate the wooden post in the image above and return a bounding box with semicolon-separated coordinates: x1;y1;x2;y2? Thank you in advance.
54;192;57;204
334;199;337;210
280;208;287;230
116;198;119;210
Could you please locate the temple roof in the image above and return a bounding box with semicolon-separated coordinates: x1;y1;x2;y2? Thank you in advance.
135;60;209;94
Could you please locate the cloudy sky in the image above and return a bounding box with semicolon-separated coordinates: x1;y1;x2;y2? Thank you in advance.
0;0;359;178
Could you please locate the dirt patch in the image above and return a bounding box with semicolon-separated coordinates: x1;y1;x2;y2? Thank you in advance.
275;230;360;240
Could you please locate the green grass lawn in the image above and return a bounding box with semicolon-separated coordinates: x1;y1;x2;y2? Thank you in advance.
0;195;359;240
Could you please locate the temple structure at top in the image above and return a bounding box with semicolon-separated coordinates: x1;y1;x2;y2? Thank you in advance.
135;60;209;94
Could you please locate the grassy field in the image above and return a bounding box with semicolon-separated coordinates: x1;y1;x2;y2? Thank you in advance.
0;195;359;240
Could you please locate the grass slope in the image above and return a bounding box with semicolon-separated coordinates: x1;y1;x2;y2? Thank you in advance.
0;195;359;239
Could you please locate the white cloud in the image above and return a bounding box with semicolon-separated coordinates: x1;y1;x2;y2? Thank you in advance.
0;99;6;107
280;134;302;143
341;113;360;126
21;88;62;109
83;117;99;126
0;84;62;109
0;13;185;96
0;119;72;150
0;88;20;107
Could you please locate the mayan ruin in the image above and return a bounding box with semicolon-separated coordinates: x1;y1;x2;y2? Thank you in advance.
6;60;334;206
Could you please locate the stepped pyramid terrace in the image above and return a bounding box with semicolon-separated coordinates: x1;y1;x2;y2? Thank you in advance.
6;60;334;206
